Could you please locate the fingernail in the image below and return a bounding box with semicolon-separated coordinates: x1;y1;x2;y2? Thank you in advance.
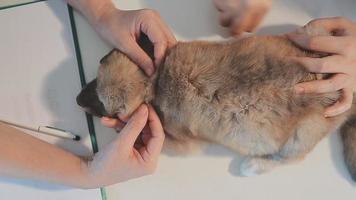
102;117;110;121
324;112;335;118
324;109;337;118
294;86;305;94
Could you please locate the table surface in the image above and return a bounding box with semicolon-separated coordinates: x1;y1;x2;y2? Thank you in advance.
0;1;101;199
74;0;356;200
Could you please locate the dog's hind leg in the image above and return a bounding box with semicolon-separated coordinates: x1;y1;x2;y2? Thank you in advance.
239;112;345;176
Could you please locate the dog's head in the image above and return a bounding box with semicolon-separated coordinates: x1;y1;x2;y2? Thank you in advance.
76;34;155;119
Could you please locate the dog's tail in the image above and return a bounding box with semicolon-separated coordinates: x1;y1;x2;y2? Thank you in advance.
340;95;356;181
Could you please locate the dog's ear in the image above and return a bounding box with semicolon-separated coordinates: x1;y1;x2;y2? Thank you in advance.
76;79;109;117
100;49;115;65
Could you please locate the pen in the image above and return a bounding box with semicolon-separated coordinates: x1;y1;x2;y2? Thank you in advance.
0;119;80;141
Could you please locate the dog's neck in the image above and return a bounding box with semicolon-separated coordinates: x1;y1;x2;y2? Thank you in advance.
143;72;158;104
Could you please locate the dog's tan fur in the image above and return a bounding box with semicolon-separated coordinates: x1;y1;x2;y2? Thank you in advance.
77;28;356;179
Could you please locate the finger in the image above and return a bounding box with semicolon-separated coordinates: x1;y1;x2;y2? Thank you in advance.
156;19;177;48
219;12;232;27
291;55;348;73
213;0;229;11
139;105;165;162
325;88;354;117
122;39;154;76
295;74;351;94
118;104;148;148
140;20;169;68
230;15;250;35
242;4;270;33
230;9;263;34
307;17;352;35
287;34;351;55
101;117;125;130
244;12;265;32
153;41;167;68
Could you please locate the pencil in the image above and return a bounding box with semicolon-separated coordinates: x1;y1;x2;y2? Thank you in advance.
0;119;80;141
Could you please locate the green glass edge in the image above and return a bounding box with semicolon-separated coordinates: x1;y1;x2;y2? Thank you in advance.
100;187;108;200
0;0;45;10
67;5;99;153
67;5;107;200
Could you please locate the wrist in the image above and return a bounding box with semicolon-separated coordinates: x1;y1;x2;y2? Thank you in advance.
76;156;113;189
71;157;100;189
90;1;118;27
69;0;118;27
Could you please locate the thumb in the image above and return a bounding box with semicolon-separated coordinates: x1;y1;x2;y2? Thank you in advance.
122;39;155;76
118;104;148;149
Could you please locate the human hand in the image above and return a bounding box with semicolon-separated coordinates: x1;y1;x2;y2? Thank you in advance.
83;104;165;188
288;17;356;117
213;0;272;35
94;7;177;76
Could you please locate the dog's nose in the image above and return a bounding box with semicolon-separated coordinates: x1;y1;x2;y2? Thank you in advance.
76;79;108;117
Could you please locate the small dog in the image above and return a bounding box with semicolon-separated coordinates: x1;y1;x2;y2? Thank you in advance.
77;26;356;180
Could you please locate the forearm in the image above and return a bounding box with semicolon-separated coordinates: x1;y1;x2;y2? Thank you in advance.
0;122;93;188
65;0;116;25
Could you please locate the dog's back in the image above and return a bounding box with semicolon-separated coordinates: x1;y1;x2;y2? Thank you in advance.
154;37;356;177
155;36;330;151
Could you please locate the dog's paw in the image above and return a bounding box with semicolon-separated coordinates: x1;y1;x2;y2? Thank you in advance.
239;156;281;177
240;157;265;177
